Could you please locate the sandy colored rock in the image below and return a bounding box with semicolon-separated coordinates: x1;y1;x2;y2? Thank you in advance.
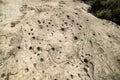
0;0;120;80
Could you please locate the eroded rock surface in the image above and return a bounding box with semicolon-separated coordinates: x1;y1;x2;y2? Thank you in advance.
0;0;120;80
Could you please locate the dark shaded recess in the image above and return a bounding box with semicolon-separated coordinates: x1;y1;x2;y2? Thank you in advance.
5;73;10;80
107;34;111;38
72;20;74;23
16;60;18;62
10;21;20;27
30;57;32;59
33;78;36;80
33;63;37;67
47;29;50;31
1;73;5;78
10;22;16;27
70;74;74;79
74;36;78;40
40;58;44;62
25;68;29;72
31;29;33;31
64;22;68;25
32;36;36;39
84;58;88;63
82;0;88;1
48;22;51;24
37;53;40;56
32;71;35;73
46;25;49;27
92;33;96;36
61;28;65;31
37;47;41;51
28;33;31;35
81;39;83;41
66;78;70;80
17;46;21;49
39;25;43;29
75;12;78;15
76;23;79;26
37;20;41;24
59;40;62;42
0;0;3;3
79;25;82;27
83;67;88;72
31;33;34;35
117;58;120;64
51;47;55;51
29;46;33;50
66;15;70;19
78;73;81;78
43;21;45;24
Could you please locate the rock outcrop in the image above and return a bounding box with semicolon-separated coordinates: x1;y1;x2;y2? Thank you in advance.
0;0;120;80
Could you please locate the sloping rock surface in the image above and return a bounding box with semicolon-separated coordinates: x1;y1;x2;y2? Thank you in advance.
0;0;120;80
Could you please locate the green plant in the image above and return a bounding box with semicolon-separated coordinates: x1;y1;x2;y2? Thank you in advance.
89;0;120;25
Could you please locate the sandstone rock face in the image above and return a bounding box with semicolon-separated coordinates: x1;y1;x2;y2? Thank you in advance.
0;0;120;80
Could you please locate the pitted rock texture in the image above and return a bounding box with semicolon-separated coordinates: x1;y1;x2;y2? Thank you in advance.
0;0;120;80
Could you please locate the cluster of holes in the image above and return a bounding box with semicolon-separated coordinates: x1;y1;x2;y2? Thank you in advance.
11;8;89;80
37;19;55;31
55;10;83;30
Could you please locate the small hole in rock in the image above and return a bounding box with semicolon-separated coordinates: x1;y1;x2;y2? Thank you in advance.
32;33;34;35
79;25;82;27
70;74;74;79
76;23;79;25
37;20;41;24
66;78;70;80
108;35;111;37
74;36;78;40
16;60;18;62
93;33;95;36
17;46;21;49
33;63;36;67
25;68;29;72
37;47;41;51
37;53;40;56
64;22;67;25
75;13;78;15
78;73;80;78
31;29;33;31
29;46;33;50
48;22;51;24
1;73;5;78
72;20;74;22
28;33;31;35
32;36;36;39
40;58;44;62
83;67;88;72
30;57;32;59
67;15;70;19
51;47;55;51
33;78;36;80
46;25;49;27
39;25;43;29
61;28;65;31
10;22;16;27
84;59;88;63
